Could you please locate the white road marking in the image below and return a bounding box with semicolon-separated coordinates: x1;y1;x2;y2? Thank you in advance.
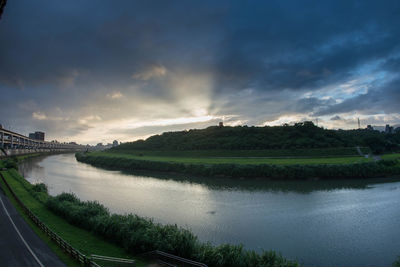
0;195;45;267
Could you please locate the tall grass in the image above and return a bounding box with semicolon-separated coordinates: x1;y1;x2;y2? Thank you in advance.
46;192;298;267
2;157;18;169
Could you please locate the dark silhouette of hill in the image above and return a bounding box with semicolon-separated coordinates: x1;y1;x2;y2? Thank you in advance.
112;121;400;153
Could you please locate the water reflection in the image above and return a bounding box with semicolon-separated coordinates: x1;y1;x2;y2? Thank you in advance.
18;154;400;267
19;155;400;194
120;168;400;194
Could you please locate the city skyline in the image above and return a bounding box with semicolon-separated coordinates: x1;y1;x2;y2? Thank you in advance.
1;1;400;145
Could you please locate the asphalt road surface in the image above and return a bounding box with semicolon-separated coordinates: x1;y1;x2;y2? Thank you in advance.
0;186;66;267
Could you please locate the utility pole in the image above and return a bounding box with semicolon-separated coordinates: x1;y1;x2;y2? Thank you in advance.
0;0;7;20
358;118;360;129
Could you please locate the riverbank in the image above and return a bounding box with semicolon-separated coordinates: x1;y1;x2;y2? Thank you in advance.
0;156;143;266
76;152;400;180
1;156;299;267
19;153;400;266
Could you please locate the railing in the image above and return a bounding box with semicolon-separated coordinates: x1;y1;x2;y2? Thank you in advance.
0;172;99;267
91;254;135;265
1;170;207;267
0;128;84;150
141;250;208;267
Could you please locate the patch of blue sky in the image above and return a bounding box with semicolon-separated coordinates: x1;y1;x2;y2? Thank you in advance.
303;59;389;104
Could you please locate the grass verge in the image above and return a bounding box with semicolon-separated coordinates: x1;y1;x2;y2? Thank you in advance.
382;153;400;161
0;172;79;267
0;168;145;266
89;151;372;165
1;163;299;267
77;152;400;180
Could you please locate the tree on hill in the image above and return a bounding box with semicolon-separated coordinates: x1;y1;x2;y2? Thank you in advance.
111;121;400;153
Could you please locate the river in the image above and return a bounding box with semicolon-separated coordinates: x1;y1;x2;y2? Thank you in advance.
18;153;400;266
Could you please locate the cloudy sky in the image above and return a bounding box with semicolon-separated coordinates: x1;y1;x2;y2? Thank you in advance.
0;1;399;144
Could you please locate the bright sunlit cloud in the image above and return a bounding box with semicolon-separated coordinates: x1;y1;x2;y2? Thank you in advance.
32;112;47;120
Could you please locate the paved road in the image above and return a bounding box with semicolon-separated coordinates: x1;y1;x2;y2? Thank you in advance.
356;146;381;161
0;187;66;267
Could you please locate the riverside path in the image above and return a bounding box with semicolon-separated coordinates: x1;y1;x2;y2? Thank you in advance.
0;187;66;267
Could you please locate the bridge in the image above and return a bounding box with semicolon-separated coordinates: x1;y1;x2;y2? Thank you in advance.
0;127;84;157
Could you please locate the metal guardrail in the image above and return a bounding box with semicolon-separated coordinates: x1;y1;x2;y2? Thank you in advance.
1;170;207;267
0;172;100;267
141;250;208;267
91;254;135;265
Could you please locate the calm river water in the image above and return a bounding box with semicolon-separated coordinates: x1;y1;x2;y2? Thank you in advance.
19;153;400;266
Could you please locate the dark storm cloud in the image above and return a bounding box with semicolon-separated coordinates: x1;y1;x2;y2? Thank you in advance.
212;1;400;93
0;1;225;88
382;57;400;72
1;0;399;92
330;115;342;121
292;97;336;114
0;0;400;141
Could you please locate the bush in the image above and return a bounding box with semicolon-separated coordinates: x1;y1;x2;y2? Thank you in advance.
3;158;18;169
32;183;48;193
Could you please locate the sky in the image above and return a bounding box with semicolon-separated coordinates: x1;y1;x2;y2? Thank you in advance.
0;1;399;145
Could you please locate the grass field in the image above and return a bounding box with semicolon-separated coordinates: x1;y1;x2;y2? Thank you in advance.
91;151;372;165
0;168;145;266
381;153;400;160
110;147;371;158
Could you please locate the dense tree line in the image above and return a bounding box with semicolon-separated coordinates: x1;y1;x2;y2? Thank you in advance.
111;122;400;154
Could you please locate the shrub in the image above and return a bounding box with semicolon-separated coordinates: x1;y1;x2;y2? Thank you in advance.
3;158;18;169
46;192;298;266
32;183;48;193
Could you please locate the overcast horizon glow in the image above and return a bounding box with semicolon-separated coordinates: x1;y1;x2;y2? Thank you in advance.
1;1;399;145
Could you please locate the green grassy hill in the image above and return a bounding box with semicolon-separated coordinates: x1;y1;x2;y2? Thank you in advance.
111;122;400;154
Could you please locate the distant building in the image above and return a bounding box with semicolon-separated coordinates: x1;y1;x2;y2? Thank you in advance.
29;131;45;141
395;127;400;134
113;140;119;147
219;122;224;127
385;124;394;134
366;125;374;130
